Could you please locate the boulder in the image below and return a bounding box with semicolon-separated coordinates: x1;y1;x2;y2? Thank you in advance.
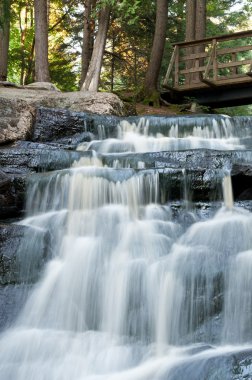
24;82;60;91
32;107;120;143
0;88;128;145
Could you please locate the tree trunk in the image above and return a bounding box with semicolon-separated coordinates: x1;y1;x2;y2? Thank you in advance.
0;0;10;81
143;0;168;98
195;0;206;41
185;0;196;83
34;0;50;82
185;0;206;83
185;0;196;42
195;0;206;80
81;5;110;92
80;0;96;86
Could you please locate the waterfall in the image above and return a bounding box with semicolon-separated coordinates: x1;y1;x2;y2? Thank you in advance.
0;114;252;379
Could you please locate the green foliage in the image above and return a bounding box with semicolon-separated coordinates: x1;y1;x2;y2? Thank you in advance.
0;0;11;30
5;0;252;111
217;105;252;116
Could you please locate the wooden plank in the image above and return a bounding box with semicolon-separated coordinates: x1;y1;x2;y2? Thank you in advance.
178;60;252;75
217;45;252;56
214;76;252;85
231;52;237;75
218;72;251;80
174;46;179;86
178;46;252;63
172;75;252;91
201;78;218;87
163;45;178;86
180;66;207;75
204;39;216;80
172;29;252;47
180;52;209;62
218;59;252;69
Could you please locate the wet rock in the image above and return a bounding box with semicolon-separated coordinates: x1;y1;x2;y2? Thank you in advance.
166;348;252;380
232;164;252;200
0;223;51;285
102;150;252;171
32;107;120;143
101;150;252;201
0;224;28;284
0;170;26;219
0;285;29;330
0;146;90;172
0;146;92;218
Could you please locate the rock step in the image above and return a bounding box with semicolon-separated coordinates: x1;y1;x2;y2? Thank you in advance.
1;146;252;219
0;89;129;146
33;107;252;144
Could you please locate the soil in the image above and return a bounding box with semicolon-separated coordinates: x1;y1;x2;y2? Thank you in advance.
136;103;183;116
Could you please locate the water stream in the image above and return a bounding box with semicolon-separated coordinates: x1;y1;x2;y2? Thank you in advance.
0;115;252;379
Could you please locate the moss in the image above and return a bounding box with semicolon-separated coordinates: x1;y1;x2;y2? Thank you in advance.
142;90;160;107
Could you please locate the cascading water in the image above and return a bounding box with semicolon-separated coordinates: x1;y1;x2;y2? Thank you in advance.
1;114;252;379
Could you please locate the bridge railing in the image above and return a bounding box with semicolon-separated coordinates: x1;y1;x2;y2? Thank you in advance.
163;30;252;91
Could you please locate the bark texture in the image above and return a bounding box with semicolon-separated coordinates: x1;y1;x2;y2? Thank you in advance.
195;0;206;41
144;0;168;95
80;0;97;86
185;0;196;42
0;0;10;81
185;0;206;83
81;5;110;92
34;0;50;82
185;0;206;41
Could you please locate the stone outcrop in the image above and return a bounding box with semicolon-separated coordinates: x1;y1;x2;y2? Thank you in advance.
0;144;93;218
0;88;128;145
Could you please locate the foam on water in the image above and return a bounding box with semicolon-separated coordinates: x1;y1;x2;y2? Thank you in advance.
77;117;245;153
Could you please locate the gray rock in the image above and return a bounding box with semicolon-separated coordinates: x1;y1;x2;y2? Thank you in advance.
0;146;92;218
0;88;128;145
0;223;50;285
24;81;60;91
0;224;28;284
165;348;252;380
32;107;119;142
0;284;29;330
0;170;26;219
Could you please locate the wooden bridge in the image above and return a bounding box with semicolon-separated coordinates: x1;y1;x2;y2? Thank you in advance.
162;30;252;108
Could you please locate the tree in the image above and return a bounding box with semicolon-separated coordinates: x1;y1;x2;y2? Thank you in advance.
195;0;206;41
80;0;96;86
81;4;110;91
0;0;11;81
185;0;195;42
143;0;168;102
34;0;50;82
185;0;206;83
185;0;206;42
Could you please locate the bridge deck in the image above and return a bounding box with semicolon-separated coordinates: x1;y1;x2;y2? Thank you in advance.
163;30;252;107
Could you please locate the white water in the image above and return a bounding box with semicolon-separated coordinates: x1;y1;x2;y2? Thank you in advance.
0;116;252;379
77;118;245;153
